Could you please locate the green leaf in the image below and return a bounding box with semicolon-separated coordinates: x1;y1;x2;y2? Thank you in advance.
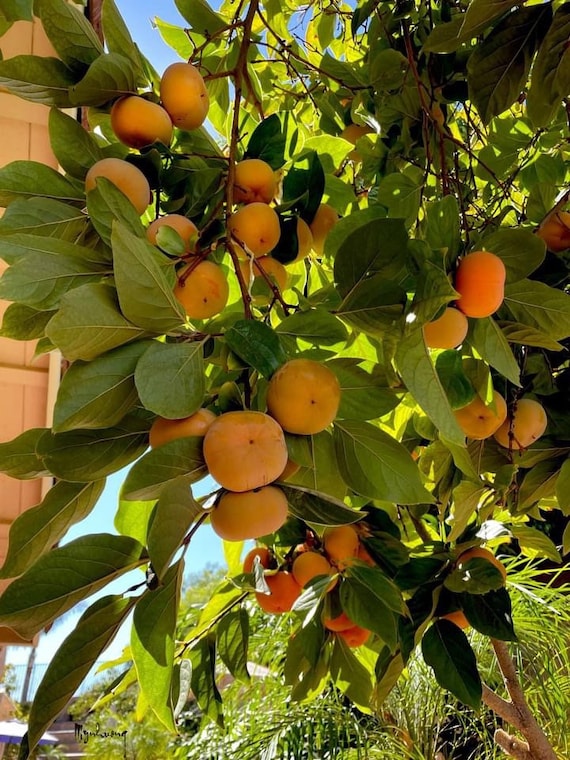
25;595;135;757
46;283;146;361
217;608;250;684
35;0;103;70
115;497;156;545
447;481;487;543
0;302;55;341
0;55;75;107
333;420;433;504
38;415;149;481
0;480;105;579
48;108;105;180
175;0;227;35
282;151;325;222
276;309;348;346
340;576;398;650
53;342;150;432
87;177;146;248
444;557;506;595
0;534;145;639
421;620;482;709
330;638;373;713
556;458;570;514
467;5;551;123
0;229;104;266
282;484;364;526
329;358;400;421
189;637;224;728
423;196;461;257
122;437;207;501
518;459;561;510
131;561;183;731
395;327;465;445
337;276;406;338
147;477;202;579
435;351;476;410
375;173;422;227
0;160;84;207
369;48;408;91
466;318;521;387
285;430;347;500
112;222;185;333
101;0;147;82
527;5;570;127
70;52;137;106
460;587;516;640
245;114;286;169
482;228;546;282
134;341;205;418
0;198;86;240
225;319;287;378
499;322;563;352
511;525;561;563
0;428;51;480
503;279;570;341
0;0;32;22
410;254;459;324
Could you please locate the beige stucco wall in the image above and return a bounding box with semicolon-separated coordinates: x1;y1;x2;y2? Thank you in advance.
0;19;60;646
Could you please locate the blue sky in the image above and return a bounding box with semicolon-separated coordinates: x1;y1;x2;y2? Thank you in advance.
7;0;227;669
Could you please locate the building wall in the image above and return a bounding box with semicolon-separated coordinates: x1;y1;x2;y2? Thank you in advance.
0;19;61;646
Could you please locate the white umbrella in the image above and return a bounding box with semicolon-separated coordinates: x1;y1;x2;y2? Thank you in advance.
0;720;58;745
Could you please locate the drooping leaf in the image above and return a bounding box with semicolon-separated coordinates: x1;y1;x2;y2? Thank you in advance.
511;525;561;563
244;114;286;169
277;309;348;346
115;497;156;545
217;608;250;684
556;458;570;514
34;0;103;71
435;351;476;410
225;319;287;378
0;160;84;207
70;52;138;106
482;228;546;282
175;0;227;35
282;484;364;526
330;638;373;713
503;279;570;341
0;197;86;240
0;302;55;341
0;428;51;480
48;108;105;180
101;0;147;83
189;636;224;728
87;177;146;249
466;318;521;387
460;587;516;640
527;5;570;127
286;430;348;500
329;358;400;421
0;55;76;107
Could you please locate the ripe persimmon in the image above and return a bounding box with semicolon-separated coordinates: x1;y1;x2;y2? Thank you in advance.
146;214;198;252
494;398;548;450
423;307;469;349
266;359;341;435
234;158;277;204
228;203;281;257
454;390;507;440
324;610;355;632
110;95;172;148
454;251;506;318
291;551;334;588
310;203;339;256
288;217;313;264
85;158;151;215
210;485;288;541
323;525;360;569
149;408;216;448
255;571;301;613
174;260;229;320
456;547;507;584
337;624;371;647
243;546;273;573
536;210;570;252
159;62;209;130
203;410;288;492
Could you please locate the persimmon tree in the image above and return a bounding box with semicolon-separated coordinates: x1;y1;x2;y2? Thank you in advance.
0;0;569;758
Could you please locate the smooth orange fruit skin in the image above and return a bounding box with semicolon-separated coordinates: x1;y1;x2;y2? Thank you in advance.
536;210;570;252
441;610;470;630
174;260;229;320
211;485;288;541
255;571;301;613
289;217;313;264
110;95;173;148
454;390;507;440
454;251;506;318
159;62;209;131
323;525;360;569
238;256;288;302
85;158;151;215
149;408;216;448
457;546;507;583
494;398;547;450
243;546;272;574
146;214;198;252
337;624;371;647
266;359;341;435
423;307;469;349
203;410;288;492
292;551;333;588
228;203;281;257
324;610;355;632
310;203;339;256
234;159;277;205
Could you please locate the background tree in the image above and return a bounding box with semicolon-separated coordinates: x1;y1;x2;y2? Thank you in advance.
0;1;568;759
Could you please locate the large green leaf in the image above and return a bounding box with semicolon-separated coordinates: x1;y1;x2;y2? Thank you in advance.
0;161;84;207
87;178;145;249
0;534;145;638
467;5;551;123
115;497;156;545
337;276;406;338
101;0;147;83
189;637;224;728
35;0;103;71
46;283;146;361
466;318;521;387
53;342;151;432
481;228;546;282
503;279;570;340
0;55;75;107
147;477;202;579
423;196;461;257
276;309;348;346
340;576;398;651
0;198;86;240
0;232;104;268
460;588;516;640
556;458;570;514
0;428;51;480
70;52;137;106
48;108;105;180
395;327;465;445
217;608;250;684
0;480;105;579
112;222;185;333
421;620;482;708
285;430;347;500
225;319;287;378
25;595;135;757
376;173;422;227
134;340;205;418
282;484;364;526
333;420;433;504
0;0;32;22
175;0;227;35
527;5;570;127
410;254;458;325
38;415;149;481
330;638;373;714
329;358;400;421
121;437;208;501
131;561;183;731
0;302;55;340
